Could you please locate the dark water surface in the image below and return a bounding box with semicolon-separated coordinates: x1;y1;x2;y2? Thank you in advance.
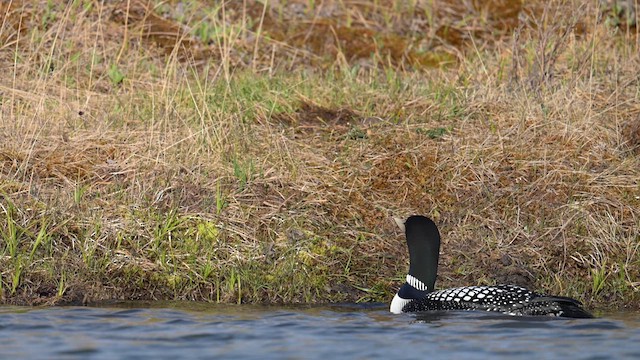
1;303;639;359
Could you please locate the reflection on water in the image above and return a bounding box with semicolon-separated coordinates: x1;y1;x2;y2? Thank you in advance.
0;303;639;359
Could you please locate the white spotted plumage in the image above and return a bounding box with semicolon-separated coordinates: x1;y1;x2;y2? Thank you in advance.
425;285;532;307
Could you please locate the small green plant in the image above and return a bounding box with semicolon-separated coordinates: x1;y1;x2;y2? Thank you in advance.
347;127;367;140
29;221;50;260
11;261;23;295
108;64;125;85
604;2;636;28
81;239;97;269
81;0;93;12
201;261;215;280
417;127;449;139
150;210;183;268
1;199;22;258
196;21;213;43
216;182;226;214
232;157;254;189
155;211;181;242
591;263;608;295
195;21;236;44
73;183;88;205
228;268;242;304
57;272;67;297
196;221;218;242
42;0;57;28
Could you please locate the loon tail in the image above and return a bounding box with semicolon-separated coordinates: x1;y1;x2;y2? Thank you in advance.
532;296;594;318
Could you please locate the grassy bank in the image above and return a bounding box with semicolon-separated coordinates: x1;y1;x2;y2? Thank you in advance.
0;0;638;309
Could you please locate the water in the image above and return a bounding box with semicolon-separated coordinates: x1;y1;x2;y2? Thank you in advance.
1;303;639;359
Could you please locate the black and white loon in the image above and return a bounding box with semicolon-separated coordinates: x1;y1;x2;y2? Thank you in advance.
390;215;593;318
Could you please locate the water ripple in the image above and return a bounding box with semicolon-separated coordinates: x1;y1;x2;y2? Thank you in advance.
0;304;638;359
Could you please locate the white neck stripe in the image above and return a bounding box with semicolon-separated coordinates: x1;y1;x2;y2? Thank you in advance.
407;274;428;291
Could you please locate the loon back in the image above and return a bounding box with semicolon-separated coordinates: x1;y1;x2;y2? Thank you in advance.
392;284;593;318
390;215;593;318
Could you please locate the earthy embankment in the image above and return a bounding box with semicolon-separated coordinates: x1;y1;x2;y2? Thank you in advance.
0;1;638;310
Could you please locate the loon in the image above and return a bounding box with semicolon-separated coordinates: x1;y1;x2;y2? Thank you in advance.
390;215;593;318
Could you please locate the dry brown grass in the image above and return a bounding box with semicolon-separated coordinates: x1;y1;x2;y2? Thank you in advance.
0;0;638;310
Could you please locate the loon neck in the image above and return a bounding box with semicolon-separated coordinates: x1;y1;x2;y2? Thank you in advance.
405;216;441;292
406;274;428;291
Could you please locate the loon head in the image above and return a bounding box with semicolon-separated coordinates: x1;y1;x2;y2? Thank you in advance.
390;215;441;313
